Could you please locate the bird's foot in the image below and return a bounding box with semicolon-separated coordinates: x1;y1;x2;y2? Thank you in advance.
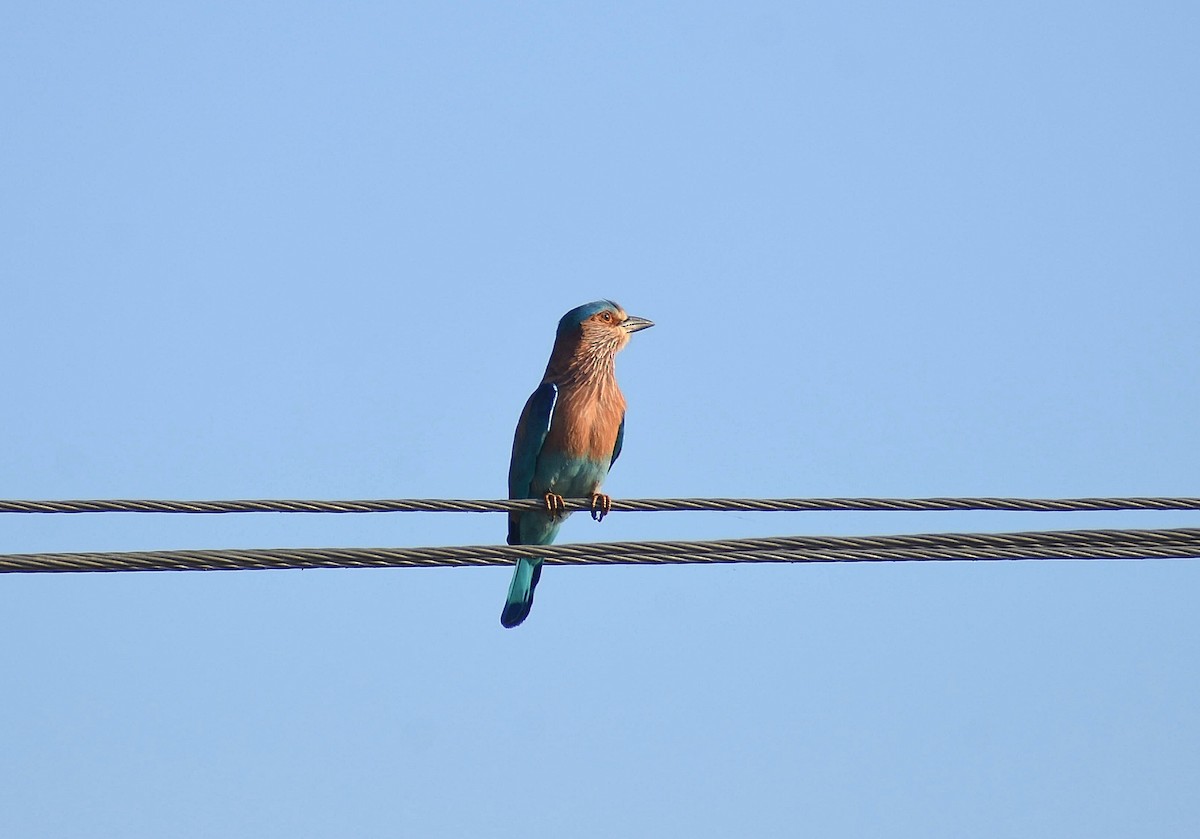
543;492;566;518
590;493;612;522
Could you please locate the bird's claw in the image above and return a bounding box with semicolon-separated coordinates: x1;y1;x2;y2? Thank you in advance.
590;493;612;522
543;492;566;518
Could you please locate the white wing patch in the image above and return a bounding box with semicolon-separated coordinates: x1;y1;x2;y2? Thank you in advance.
545;383;559;433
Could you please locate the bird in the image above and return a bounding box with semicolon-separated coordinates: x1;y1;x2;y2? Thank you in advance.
501;300;654;628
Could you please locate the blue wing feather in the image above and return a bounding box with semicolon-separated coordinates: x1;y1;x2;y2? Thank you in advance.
503;383;559;617
508;382;558;500
610;413;625;467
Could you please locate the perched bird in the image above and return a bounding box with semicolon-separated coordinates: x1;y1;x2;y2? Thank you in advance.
501;300;654;628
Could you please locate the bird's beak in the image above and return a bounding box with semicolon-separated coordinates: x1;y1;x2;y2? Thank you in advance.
622;315;655;333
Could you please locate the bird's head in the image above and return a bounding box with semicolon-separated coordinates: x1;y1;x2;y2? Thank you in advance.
556;300;654;356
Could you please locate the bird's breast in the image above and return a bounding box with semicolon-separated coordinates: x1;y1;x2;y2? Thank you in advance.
544;382;625;463
530;380;625;497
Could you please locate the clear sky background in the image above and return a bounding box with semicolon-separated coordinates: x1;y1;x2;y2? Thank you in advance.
2;2;1198;837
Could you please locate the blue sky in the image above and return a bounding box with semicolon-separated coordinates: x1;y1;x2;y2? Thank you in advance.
2;2;1198;836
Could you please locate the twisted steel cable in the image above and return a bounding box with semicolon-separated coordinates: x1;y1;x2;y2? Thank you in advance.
2;527;1198;574
2;496;1200;514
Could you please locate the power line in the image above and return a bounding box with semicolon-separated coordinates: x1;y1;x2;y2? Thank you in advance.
2;496;1200;515
2;527;1198;574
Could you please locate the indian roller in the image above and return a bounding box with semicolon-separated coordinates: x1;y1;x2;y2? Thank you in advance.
501;300;654;628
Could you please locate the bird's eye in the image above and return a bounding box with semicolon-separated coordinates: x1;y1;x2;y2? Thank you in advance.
601;312;613;322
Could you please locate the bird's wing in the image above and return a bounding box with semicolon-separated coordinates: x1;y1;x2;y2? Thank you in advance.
610;412;625;467
508;382;559;498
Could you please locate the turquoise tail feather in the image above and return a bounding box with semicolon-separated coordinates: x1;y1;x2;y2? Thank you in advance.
500;557;543;628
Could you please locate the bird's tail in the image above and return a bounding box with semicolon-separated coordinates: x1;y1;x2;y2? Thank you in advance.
500;557;543;628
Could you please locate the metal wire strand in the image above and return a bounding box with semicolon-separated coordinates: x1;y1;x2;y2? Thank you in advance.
2;527;1198;574
2;496;1200;514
